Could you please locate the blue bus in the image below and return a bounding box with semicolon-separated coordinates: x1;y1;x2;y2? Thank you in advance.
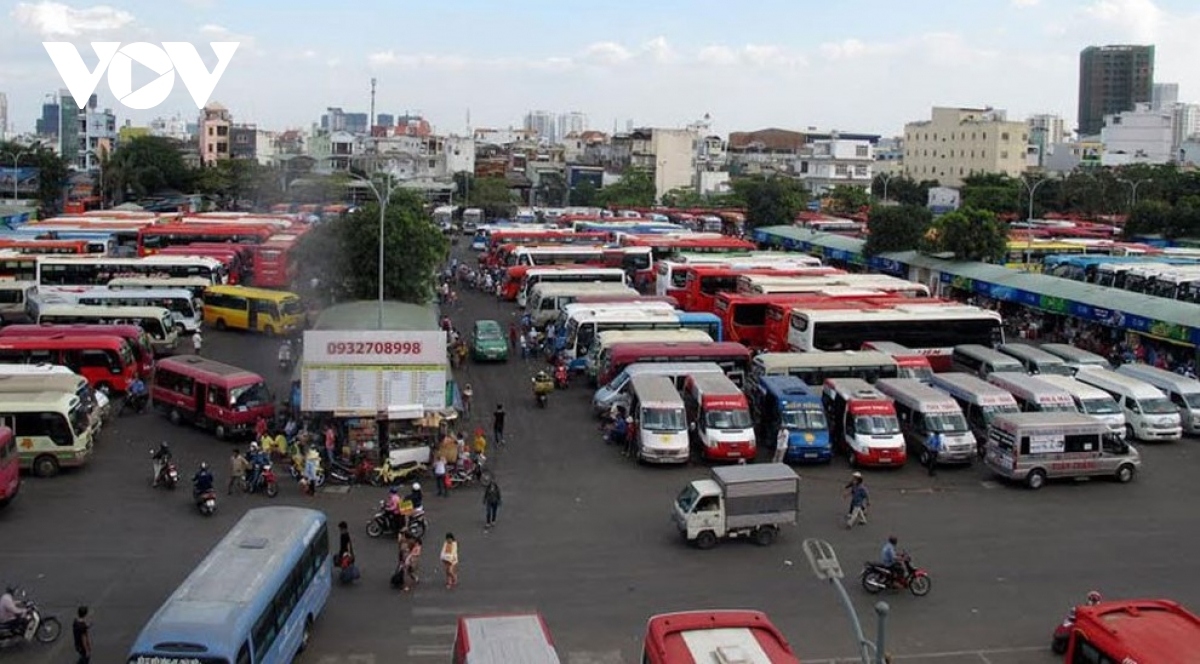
751;375;831;463
128;507;331;664
1042;254;1200;283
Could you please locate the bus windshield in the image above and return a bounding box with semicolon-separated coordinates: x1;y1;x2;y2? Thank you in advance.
230;382;271;410
925;412;968;433
281;298;304;316
855;415;900;435
705;409;752;430
643;407;685;432
68;399;90;436
782;406;827;430
982;403;1021;423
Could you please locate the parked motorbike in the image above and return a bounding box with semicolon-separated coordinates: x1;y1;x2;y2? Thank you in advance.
194;488;217;516
365;500;427;539
121;392;148;417
241;464;279;498
860;553;931;597
1052;592;1102;654
288;451;326;488
448;453;492;489
0;590;61;647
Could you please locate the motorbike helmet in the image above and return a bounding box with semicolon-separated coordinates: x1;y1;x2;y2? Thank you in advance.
199;462;208;471
389;486;398;494
1087;591;1102;605
412;482;421;492
249;442;259;450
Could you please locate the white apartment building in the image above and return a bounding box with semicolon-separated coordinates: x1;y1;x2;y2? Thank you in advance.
474;127;534;146
254;130;277;166
903;107;1029;187
1172;103;1200;156
646;129;697;202
150;114;192;142
524;110;557;144
794;136;873;195
1100;103;1173;166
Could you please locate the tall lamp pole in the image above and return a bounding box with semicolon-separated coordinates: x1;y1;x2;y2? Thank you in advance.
82;149;105;209
345;170;401;330
1118;177;1151;210
803;539;889;663
877;172;896;203
6;150;33;202
1020;175;1049;271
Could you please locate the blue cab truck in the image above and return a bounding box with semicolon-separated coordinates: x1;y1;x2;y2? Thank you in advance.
752;375;832;463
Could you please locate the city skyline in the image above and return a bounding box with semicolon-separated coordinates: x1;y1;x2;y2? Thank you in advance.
4;0;1200;137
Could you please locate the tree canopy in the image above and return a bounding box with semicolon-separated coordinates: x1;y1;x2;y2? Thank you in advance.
0;139;70;216
104;136;195;203
292;188;448;305
871;173;938;207
468;176;516;219
596;168;655;208
731;175;808;230
920;206;1010;263
826;185;870;216
862;204;933;257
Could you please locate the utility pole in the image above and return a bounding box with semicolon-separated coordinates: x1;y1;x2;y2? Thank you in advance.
369;77;377;135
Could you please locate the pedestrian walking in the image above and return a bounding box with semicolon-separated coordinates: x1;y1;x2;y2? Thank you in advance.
433;454;448;497
403;535;422;592
508;321;519;350
337;521;359;584
303;447;320;496
440;532;460;589
844;472;870;529
461;383;473;417
492;404;506;447
926;432;942;477
72;605;91;664
483;479;502;528
323;423;337;466
192;330;203;355
773;426;789;464
228;449;248;495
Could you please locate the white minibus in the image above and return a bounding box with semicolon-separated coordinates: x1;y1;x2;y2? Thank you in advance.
1034;374;1125;436
628;374;689;464
0;281;37;323
593;362;724;416
952;344;1024;379
928;372;1020;450
0;390;95;477
984;412;1139;490
875;378;975;465
986;373;1078;413
1116;363;1200;434
1037;343;1112;372
1074;368;1182;441
997;343;1073;376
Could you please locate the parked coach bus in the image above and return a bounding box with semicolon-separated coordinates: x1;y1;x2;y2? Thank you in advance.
33;304;178;356
0;324;155;378
44;288;201;334
598;341;752;389
128;507;331;664
0;335;139;395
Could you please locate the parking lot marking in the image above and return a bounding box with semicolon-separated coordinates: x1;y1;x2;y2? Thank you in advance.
407;644;454;657
567;650;627;664
409;624;457;636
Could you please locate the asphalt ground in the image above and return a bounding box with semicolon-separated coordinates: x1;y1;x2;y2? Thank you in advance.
2;256;1199;663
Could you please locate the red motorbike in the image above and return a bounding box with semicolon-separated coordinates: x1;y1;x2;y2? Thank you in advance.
1052;592;1102;654
860;553;931;597
553;363;569;389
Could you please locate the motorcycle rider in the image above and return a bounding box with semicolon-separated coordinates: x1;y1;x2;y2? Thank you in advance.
407;482;424;511
385;486;404;532
151;442;173;487
278;340;293;367
1086;590;1102;606
192;462;215;502
246;442;267;490
881;536;903;585
0;585;28;634
553;361;568;387
125;375;148;414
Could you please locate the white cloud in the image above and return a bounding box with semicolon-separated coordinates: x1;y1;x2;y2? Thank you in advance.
199;23;258;54
1011;0;1040;7
696;45;738;67
10;1;134;37
642;36;678;65
368;50;397;66
581;41;633;66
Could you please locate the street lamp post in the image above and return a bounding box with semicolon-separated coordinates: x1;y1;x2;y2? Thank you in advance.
877;172;896;203
802;538;889;663
1020;175;1050;270
6;150;33;202
82;149;105;209
1118;177;1151;210
345;171;402;330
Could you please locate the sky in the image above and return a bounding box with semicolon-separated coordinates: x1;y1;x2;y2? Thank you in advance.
4;0;1200;138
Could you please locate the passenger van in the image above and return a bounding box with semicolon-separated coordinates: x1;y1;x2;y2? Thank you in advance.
1033;374;1125;436
929;372;1021;448
151;355;275;440
34;303;178;355
1116;362;1200;434
628;374;690;464
202;285;305;335
752;375;831;463
986;372;1078;413
0;371;107;427
875;378;975;465
0;334;139;395
821;378;906;467
1074;368;1183;441
951;344;1025;379
592;361;724;416
527;282;639;328
1039;343;1111;372
0;391;95;477
997;342;1073;376
682;372;756;461
597;341;750;389
984;412;1139;490
0;281;37;323
453;612;561;664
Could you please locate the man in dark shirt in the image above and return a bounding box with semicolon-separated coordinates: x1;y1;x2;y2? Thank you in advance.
73;606;91;664
492;405;506;446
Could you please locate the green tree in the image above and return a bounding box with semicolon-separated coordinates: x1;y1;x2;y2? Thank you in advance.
292;189;448;305
862;204;933;256
872;173;938;207
959;173;1020;215
469;176;515;219
596;168;655;207
569;179;600;207
1122;200;1172;238
920;206;1009;262
827;184;870;216
194;159;272;210
661;187;705;208
0;140;69;215
732;175;808;230
535;171;568;207
104;136;194;203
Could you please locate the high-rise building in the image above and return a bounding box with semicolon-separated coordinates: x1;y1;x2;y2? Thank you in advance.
1077;44;1155;137
903;106;1029;187
1153;83;1179;110
376;113;394;128
0;93;7;139
36;101;59;136
321;107;346;132
557;111;587;139
1027;114;1066;167
523;110;556;143
344;113;369;135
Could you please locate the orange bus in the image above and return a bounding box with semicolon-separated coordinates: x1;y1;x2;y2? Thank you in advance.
680;264;843;313
0;238;104;255
252;234;302;288
0;335;140;394
1065;599;1200;664
0;323;155;378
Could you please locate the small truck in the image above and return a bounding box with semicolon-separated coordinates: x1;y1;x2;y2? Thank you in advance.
672;463;800;549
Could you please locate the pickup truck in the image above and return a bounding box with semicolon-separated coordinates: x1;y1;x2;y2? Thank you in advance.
672;463;800;549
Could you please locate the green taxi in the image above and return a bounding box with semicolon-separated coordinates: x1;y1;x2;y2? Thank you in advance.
471;319;509;362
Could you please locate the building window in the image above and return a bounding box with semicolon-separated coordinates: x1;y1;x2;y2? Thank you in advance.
854;164;868;177
207;127;214;136
981;150;986;158
799;161;809;173
835;164;849;176
428;159;436;168
982;133;987;140
1001;151;1008;159
855;145;869;158
207;144;214;153
1001;132;1010;141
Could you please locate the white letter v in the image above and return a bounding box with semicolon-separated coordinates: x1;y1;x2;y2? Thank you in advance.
43;42;121;108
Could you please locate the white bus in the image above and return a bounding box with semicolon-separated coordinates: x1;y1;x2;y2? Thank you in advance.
654;253;823;296
0;369;108;427
928;371;1021;450
749;351;899;386
0;390;95;477
42;288;201;333
587;328;714;383
37;255;226;290
787;304;1003;368
737;273;930;297
1034;374;1126;436
34;304;179;355
526;282;640;328
512;246;607;268
107;276;211;301
518;267;627;308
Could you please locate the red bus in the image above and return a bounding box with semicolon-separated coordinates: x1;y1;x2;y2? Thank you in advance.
0;324;155;378
0;427;18;509
150;355;275;440
483;231;608;266
598;341;752;388
572;293;679;309
0;335;140;394
0;253;38;281
155;245;245;285
718;293;916;351
680;264;844;313
252;234;301;288
0;239;104;255
619;233;756;260
500;264;601;302
137;223;276;256
642;610;799;664
1066;599;1200;664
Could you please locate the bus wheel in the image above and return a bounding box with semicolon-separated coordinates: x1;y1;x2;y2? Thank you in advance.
1025;469;1047;490
33;455;60;478
169;409;182;425
1115;464;1136;484
215;319;227;331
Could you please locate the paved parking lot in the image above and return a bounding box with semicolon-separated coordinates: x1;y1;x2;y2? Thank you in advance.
2;269;1200;663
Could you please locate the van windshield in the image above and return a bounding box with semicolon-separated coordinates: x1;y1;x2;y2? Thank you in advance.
925;413;968;433
1038;402;1077;413
281;298;303;316
1138;397;1177;415
1080;397;1120;415
705;409;752;430
603;370;629;392
1038;364;1073;376
676;484;700;512
982;404;1020;423
68;400;89;436
1184;392;1200;409
855;415;900;435
230;381;270;410
782;406;827;430
643;407;685;432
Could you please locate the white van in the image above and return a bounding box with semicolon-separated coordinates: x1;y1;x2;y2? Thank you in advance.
628;374;689;464
984;412;1139;490
1074;368;1183;441
997;343;1073;376
929;372;1021;449
0;281;37;324
1116;363;1200;434
527;282;639;328
875;378;975;465
986;373;1078;413
1039;343;1112;372
593;362;724;415
1033;374;1125;436
952;344;1025;379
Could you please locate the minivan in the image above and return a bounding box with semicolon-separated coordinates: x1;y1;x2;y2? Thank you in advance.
592;361;724;416
984;412;1139;490
151;355;275;440
876;378;975;465
951;344;1025;379
1034;374;1125;436
986;372;1078;413
998;343;1072;376
1116;363;1200;434
1039;343;1112;372
627;374;689;464
1074;368;1183;441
